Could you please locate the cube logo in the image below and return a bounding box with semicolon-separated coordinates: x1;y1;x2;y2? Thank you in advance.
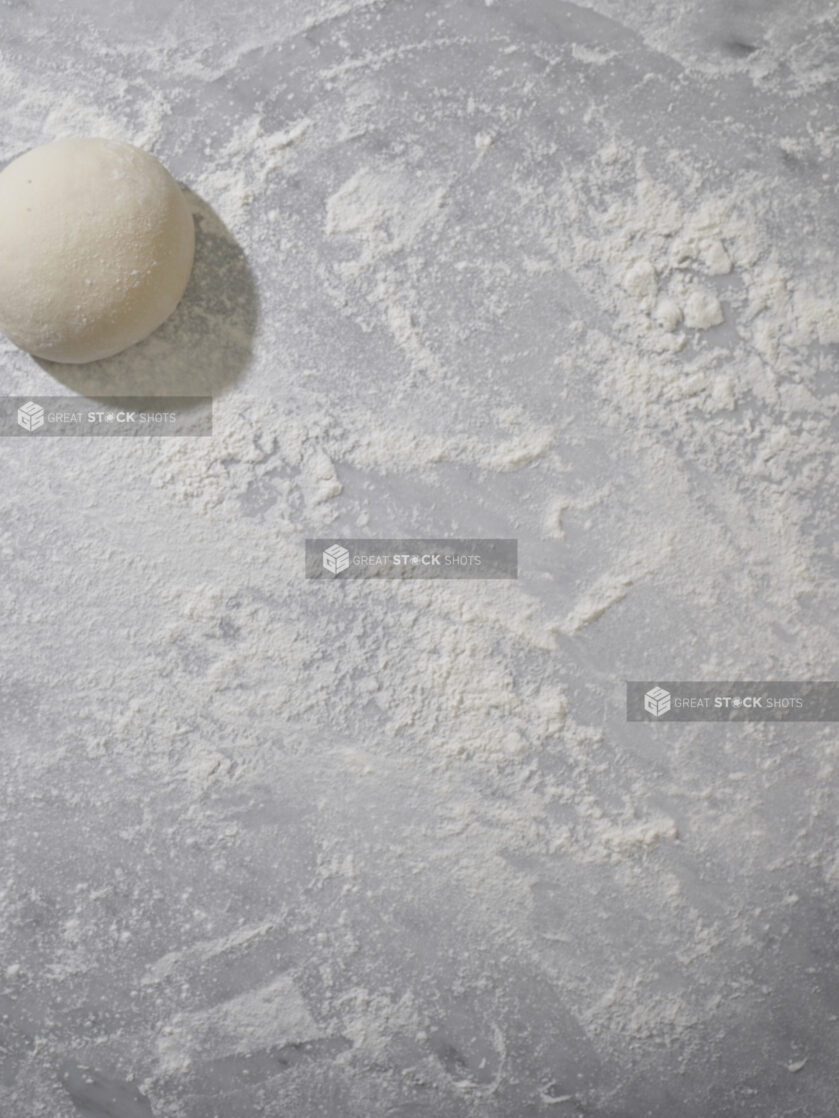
322;544;350;575
17;401;44;432
644;686;671;718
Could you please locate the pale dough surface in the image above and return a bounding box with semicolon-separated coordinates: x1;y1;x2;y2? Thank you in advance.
0;137;194;364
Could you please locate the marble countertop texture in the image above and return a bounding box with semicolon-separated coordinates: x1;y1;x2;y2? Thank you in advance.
1;2;838;1117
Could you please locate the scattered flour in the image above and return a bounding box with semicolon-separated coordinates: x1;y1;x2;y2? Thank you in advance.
0;2;837;1115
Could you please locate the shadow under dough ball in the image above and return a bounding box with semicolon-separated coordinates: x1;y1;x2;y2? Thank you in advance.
0;137;195;364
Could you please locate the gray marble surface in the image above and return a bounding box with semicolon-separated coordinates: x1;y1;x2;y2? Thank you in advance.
1;2;838;1116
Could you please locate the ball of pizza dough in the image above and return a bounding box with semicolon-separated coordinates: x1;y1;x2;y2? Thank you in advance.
0;137;195;364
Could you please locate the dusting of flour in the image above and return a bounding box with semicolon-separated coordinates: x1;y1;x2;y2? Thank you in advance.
0;2;837;1116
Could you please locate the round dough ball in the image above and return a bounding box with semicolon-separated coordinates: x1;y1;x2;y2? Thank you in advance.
0;138;195;363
